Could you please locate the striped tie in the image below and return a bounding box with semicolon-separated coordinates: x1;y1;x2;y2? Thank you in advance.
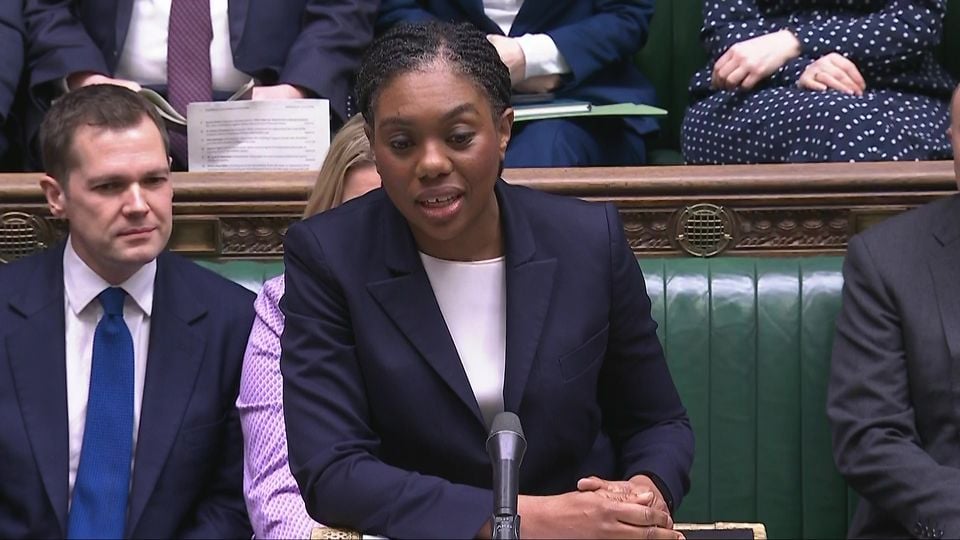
167;0;213;169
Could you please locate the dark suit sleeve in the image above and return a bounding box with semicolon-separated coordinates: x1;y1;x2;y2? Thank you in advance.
280;224;491;539
277;0;378;123
176;408;252;539
544;0;654;88
828;235;960;536
599;204;694;510
374;0;438;34
0;0;23;123
23;0;109;96
177;293;255;539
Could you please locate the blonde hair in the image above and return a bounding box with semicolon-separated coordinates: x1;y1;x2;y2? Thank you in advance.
303;114;375;218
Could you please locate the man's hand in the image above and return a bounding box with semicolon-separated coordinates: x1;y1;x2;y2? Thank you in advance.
486;34;526;86
797;53;866;96
516;485;683;539
513;74;562;94
250;84;308;100
577;474;670;515
67;72;142;92
712;29;802;90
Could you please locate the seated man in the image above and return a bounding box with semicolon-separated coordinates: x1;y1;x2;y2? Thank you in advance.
828;84;960;538
23;0;377;168
376;0;658;167
0;0;23;167
0;85;254;538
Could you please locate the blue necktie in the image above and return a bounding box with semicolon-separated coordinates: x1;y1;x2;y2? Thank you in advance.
67;287;134;539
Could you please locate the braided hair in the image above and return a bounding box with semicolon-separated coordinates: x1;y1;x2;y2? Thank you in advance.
356;21;512;125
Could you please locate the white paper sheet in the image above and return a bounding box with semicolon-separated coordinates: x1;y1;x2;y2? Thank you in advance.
187;99;330;171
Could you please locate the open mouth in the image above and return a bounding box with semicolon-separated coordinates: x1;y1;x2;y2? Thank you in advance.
419;194;462;208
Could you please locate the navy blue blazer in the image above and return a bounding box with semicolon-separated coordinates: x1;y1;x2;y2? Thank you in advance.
281;181;694;539
0;246;255;538
0;0;23;159
24;0;377;123
376;0;659;136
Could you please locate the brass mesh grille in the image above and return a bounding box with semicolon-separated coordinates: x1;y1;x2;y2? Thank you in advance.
675;204;734;257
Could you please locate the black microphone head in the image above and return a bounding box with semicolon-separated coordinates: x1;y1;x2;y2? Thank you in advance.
488;411;525;441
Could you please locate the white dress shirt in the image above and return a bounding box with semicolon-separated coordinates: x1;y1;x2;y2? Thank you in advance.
63;238;155;501
483;0;571;79
115;0;251;92
420;253;506;429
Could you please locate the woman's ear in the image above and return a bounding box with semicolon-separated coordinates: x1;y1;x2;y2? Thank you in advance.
497;107;514;159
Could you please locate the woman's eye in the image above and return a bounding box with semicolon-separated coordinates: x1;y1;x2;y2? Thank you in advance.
389;139;412;151
449;132;474;146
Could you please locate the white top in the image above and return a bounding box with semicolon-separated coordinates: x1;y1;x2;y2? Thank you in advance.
420;253;507;429
482;0;571;79
115;0;251;92
63;238;155;501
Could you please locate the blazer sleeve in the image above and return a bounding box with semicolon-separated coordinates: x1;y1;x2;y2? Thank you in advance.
828;235;960;537
375;0;438;34
543;0;654;89
176;284;256;539
277;0;378;123
23;0;109;96
0;0;23;122
599;204;694;509
790;0;947;68
280;223;491;539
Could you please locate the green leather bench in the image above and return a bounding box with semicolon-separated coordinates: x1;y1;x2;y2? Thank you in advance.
637;0;960;164
197;255;850;539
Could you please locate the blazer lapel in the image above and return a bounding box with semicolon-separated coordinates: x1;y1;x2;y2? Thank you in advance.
366;203;485;425
114;0;133;65
497;182;556;413
125;254;206;536
463;0;501;34
928;195;960;418
227;0;250;53
512;0;567;35
5;247;70;535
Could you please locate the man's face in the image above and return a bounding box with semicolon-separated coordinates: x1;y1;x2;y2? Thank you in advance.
41;117;173;284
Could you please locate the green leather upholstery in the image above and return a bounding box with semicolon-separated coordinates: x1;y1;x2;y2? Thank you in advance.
640;257;849;539
197;255;850;539
637;0;960;163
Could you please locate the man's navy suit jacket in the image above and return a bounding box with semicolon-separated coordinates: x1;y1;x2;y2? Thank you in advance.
0;0;23;160
0;246;255;538
376;0;659;136
24;0;377;123
281;181;694;539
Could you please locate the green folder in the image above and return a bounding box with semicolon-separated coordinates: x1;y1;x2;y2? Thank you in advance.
513;101;667;122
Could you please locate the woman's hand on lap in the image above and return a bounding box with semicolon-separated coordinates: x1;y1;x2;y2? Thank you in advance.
712;30;801;90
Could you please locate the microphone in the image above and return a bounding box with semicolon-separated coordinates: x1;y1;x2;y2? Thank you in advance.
486;412;526;540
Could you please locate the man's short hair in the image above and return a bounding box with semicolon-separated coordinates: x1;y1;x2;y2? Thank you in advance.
39;85;169;186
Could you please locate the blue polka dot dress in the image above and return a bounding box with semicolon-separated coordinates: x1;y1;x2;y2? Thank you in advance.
682;0;956;164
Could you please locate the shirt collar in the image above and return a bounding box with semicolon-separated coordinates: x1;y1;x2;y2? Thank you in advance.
63;236;157;317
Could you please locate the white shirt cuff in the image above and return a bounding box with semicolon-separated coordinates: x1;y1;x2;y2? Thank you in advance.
515;33;571;79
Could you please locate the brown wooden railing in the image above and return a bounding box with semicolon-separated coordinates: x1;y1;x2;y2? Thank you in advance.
1;161;955;261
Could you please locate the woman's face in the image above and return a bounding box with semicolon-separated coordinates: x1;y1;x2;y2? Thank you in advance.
368;62;513;261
